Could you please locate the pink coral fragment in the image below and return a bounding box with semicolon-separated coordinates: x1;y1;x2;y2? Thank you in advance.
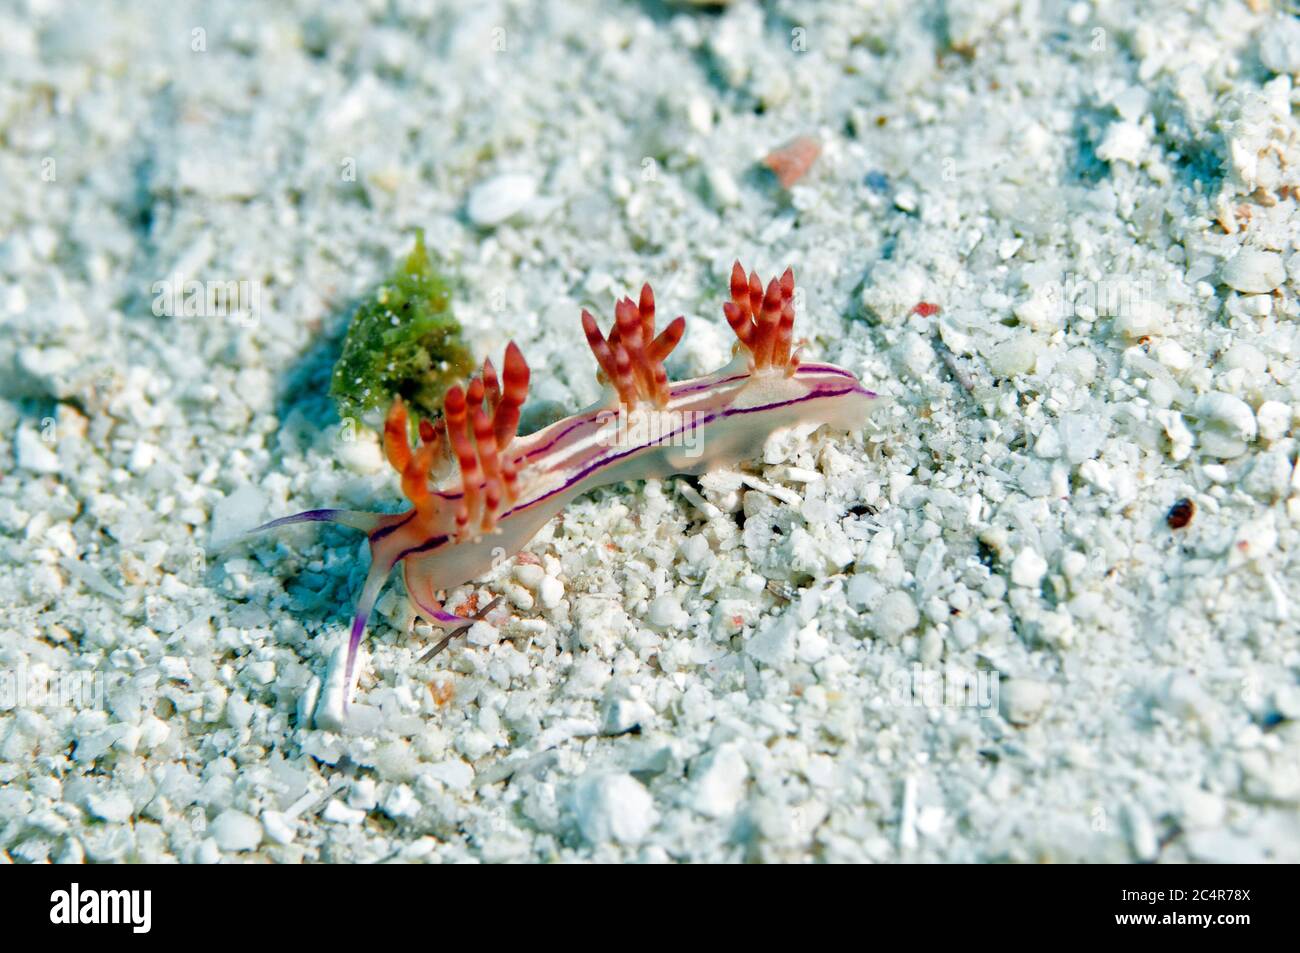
763;136;821;188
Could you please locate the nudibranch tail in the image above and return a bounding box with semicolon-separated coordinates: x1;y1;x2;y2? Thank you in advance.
342;554;392;706
248;508;388;536
581;284;685;408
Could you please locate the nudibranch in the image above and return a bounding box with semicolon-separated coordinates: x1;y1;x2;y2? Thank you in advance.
254;263;876;703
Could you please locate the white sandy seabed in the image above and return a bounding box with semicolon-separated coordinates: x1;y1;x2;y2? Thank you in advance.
2;0;1300;863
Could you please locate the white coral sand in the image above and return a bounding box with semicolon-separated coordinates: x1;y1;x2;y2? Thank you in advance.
2;0;1299;863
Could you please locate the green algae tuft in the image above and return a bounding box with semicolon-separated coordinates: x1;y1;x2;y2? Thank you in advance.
330;231;474;425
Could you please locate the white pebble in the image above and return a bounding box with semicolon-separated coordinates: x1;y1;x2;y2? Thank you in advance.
538;575;564;609
573;773;657;844
691;744;749;818
128;441;157;473
382;784;422;819
1157;672;1209;722
348;777;378;811
1261;15;1300;74
602;695;655;735
466;173;537;227
1178;786;1227;830
1223;343;1266;376
18;345;77;389
916;805;946;838
986;334;1040;377
424;759;474;790
1059;413;1106;464
687;95;713;134
706;166;740;208
15;426;60;474
1123;803;1158;861
211;809;263;851
846;572;884;609
1063;346;1097;384
648;593;688;629
210;485;266;547
1256;400;1291;442
1155;409;1194;461
1096;120;1148;165
1229;517;1277;567
465;619;498;647
513;563;545;589
999;678;1050;725
1244;451;1292;501
505;581;534;609
870;590;919;643
322;799;367;825
85;791;133;824
1010;548;1047;588
1242;294;1271;317
1192;391;1256;457
1219;248;1285;293
746;612;799;663
1061;551;1087;578
1155;340;1192;373
261;810;297;845
337;433;384;473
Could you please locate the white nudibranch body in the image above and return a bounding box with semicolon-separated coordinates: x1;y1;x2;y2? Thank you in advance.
253;263;876;704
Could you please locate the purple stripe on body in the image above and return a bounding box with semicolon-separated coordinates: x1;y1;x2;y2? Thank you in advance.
369;509;416;542
430;368;869;503
388;380;874;566
795;363;859;382
523;410;611;462
503;384;862;517
723;384;871;416
406;589;462;625
394;533;450;565
668;372;749;398
517;372;747;463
